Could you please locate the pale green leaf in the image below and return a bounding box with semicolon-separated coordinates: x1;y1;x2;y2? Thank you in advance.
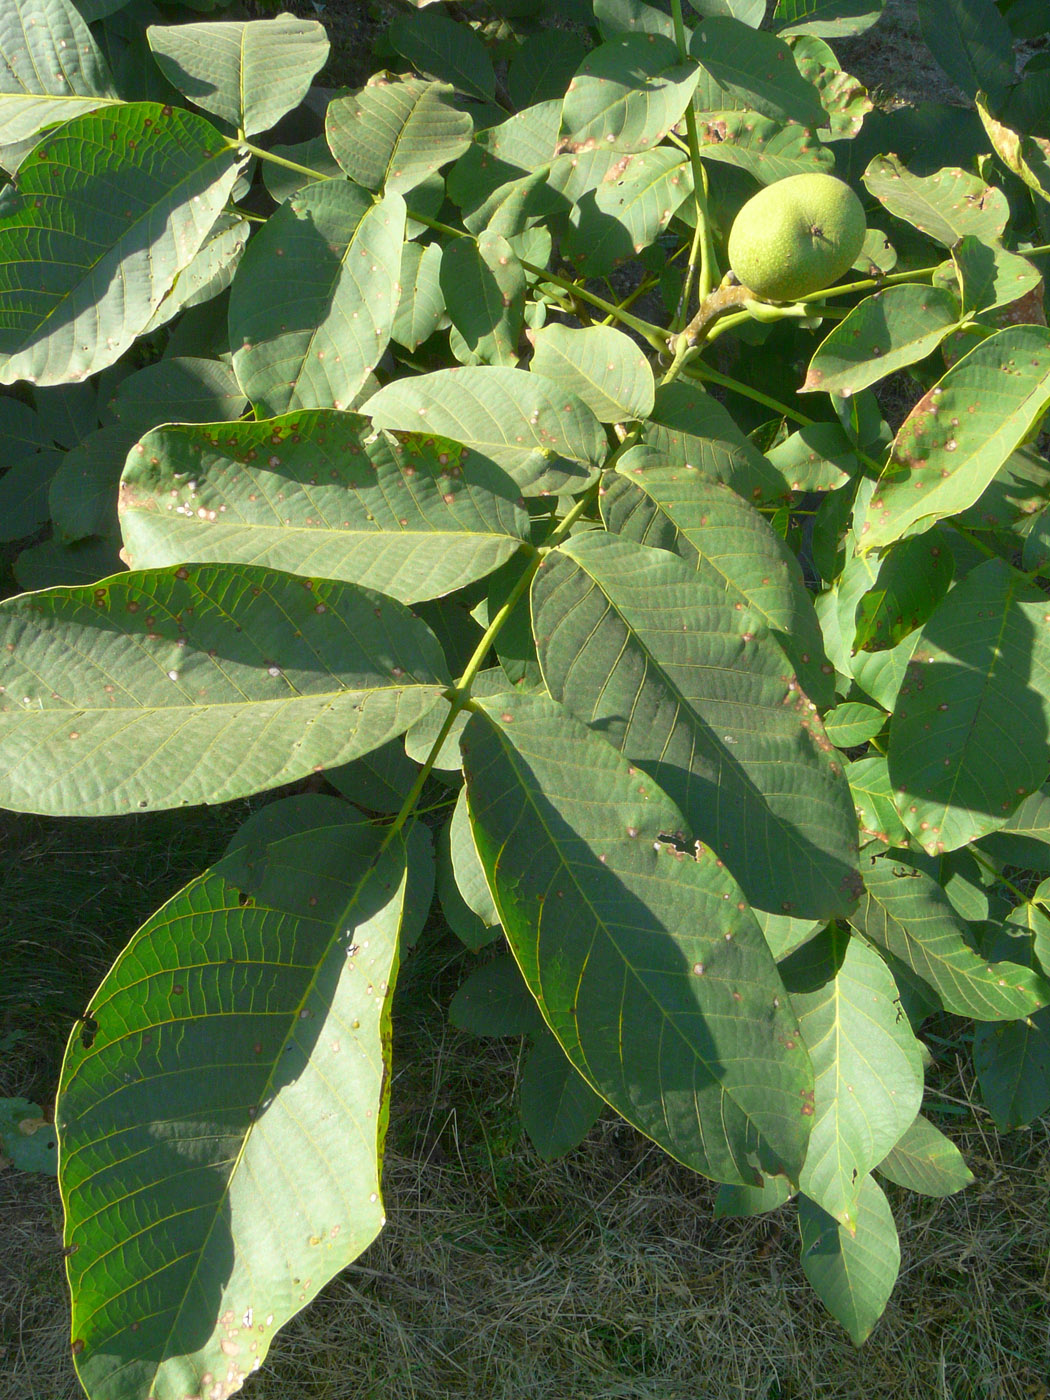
847;754;909;847
229;182;406;417
0;563;448;815
532;532;859;919
952;235;1043;318
141;213;249;336
602;457;832;706
773;0;886;37
793;932;924;1228
392;241;446;351
362;366;607;497
803;285;960;399
861;326;1050;551
875;1113;973;1196
823;702;884;748
147;14;328;137
449;784;499;929
58;807;414;1400
528;324;655;423
0;0;119;160
850;852;1050;1020
863;155;1009;247
693;110;834;183
325;79;472;195
118;412;528;604
798;1176;900;1345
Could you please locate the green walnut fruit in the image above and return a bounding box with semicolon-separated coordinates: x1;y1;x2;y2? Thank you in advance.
727;173;866;302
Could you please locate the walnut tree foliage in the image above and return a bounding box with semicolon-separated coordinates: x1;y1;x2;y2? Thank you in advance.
2;0;1050;1389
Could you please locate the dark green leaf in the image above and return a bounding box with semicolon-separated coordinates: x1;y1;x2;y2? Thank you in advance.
461;691;815;1185
326;737;421;815
916;0;1014;104
713;1174;794;1216
0;104;242;386
852;530;954;654
642;381;792;504
563;147;693;276
389;10;495;103
49;425;135;543
977;784;1050;871
441;231;526;366
508;30;589;107
520;1029;604;1160
450;953;545;1038
689;18;825;128
560;35;699;154
0;448;62;541
102;357;245;439
887;559;1050;853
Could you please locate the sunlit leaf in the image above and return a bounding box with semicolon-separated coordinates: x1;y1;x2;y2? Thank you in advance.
850;852;1050;1019
798;1176;899;1345
0;104;242;386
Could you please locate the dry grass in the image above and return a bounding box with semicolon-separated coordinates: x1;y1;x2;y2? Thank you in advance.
5;921;1050;1400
